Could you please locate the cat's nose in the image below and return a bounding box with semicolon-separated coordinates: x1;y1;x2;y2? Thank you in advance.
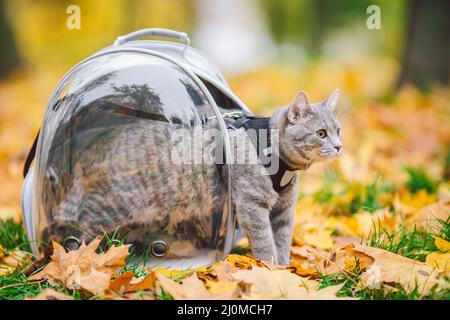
334;145;342;152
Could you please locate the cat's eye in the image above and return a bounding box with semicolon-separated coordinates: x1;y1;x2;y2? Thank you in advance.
316;129;327;139
337;128;341;136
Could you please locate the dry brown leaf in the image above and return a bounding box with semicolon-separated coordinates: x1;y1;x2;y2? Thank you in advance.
231;266;351;300
344;244;375;269
155;271;214;300
425;252;450;273
0;249;31;276
155;271;186;300
179;274;217;299
288;260;320;278
29;236;130;296
354;244;446;294
224;254;270;270
97;244;130;269
206;280;240;298
312;243;375;276
109;271;155;293
410;200;450;232
155;269;243;300
212;261;237;281
288;246;324;277
333;236;363;246
292;221;334;250
109;271;135;292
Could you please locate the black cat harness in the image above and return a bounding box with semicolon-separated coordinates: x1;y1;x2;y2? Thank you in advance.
224;112;296;193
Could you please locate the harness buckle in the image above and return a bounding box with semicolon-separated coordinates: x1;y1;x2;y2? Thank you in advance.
222;111;244;120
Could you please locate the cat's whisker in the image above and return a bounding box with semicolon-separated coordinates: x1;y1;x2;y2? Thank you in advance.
319;157;334;179
340;153;359;176
335;109;354;120
320;163;325;178
330;159;338;171
329;157;337;171
324;160;331;177
342;149;359;160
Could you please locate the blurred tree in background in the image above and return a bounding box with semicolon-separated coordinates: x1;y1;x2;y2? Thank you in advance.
2;0;193;74
1;0;448;89
258;0;449;89
259;0;407;59
397;0;450;89
0;1;20;78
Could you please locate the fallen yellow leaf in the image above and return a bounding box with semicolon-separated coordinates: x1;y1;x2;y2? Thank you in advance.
155;272;217;300
231;267;352;300
425;252;450;272
29;237;130;296
354;244;445;294
0;249;31;276
434;236;450;253
409;200;450;232
109;271;155;293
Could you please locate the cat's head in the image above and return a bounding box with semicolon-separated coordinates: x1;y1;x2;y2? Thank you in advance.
277;89;342;169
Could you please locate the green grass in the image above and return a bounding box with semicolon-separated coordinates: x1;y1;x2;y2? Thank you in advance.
312;166;442;215
0;267;50;300
437;217;450;241
156;288;174;300
404;166;439;194
317;261;364;298
443;149;450;181
368;218;449;261
348;182;386;213
308;169;398;214
359;281;450;300
0;218;30;253
313;185;334;204
230;243;252;255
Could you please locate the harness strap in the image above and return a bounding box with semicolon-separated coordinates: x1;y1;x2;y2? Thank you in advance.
228;113;296;193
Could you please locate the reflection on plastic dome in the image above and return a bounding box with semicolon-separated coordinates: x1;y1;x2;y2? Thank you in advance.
35;52;231;267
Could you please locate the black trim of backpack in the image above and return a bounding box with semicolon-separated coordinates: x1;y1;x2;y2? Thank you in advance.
23;130;39;178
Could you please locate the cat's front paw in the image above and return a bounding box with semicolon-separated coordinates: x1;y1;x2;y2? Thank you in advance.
276;254;291;266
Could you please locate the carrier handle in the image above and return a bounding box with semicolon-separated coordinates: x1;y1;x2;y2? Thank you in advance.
113;28;190;46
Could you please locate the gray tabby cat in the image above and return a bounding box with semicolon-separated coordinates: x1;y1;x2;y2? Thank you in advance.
230;90;342;264
42;89;342;265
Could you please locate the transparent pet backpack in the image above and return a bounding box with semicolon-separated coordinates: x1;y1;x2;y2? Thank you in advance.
21;28;249;268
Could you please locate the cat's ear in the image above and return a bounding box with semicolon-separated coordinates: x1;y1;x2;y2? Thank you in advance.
326;89;340;112
287;91;311;124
